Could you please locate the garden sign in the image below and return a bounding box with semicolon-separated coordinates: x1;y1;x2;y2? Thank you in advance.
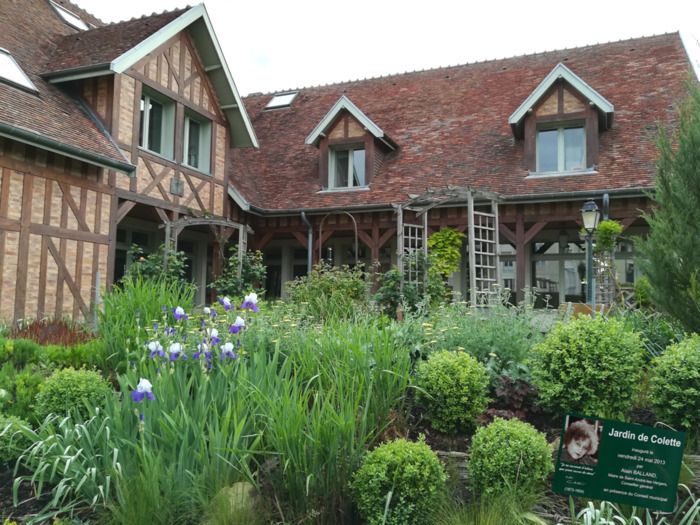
552;414;686;512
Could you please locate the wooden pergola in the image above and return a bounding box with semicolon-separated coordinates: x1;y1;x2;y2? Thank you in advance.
396;186;501;305
159;216;254;275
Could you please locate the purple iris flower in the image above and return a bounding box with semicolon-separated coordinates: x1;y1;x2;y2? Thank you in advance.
240;292;260;312
152;322;159;330
221;342;237;360
131;378;156;402
206;327;221;344
229;316;245;334
147;340;165;359
193;341;209;360
168;342;187;361
173;306;187;321
219;296;233;311
165;326;176;336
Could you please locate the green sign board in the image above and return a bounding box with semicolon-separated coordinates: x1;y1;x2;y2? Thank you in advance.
552;414;686;512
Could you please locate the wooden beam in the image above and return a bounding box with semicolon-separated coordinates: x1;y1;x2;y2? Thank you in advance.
116;200;137;224
251;231;274;251
291;231;307;248
14;175;33;320
47;238;90;319
499;223;516;243
523;221;548;246
155;207;169;224
377;228;394;249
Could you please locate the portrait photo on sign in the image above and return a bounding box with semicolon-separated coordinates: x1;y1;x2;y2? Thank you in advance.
559;416;602;466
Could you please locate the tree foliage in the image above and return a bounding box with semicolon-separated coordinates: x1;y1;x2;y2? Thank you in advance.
636;83;700;332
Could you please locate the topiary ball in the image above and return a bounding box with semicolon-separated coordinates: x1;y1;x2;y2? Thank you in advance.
415;350;490;434
528;316;645;419
350;437;446;525
649;335;700;432
35;367;112;420
0;414;32;465
468;417;553;497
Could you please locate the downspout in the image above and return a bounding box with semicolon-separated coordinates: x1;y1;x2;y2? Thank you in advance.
300;212;313;274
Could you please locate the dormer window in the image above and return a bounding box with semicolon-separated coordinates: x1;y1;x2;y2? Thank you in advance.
50;1;89;31
306;95;397;192
537;124;585;173
509;63;614;177
330;146;366;188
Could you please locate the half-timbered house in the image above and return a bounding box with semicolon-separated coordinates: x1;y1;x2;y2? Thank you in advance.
0;1;256;323
231;32;696;305
0;1;697;323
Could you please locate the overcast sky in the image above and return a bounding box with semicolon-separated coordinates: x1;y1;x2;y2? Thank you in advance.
73;0;700;97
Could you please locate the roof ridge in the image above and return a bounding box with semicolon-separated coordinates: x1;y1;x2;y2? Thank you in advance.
71;4;191;35
251;31;680;97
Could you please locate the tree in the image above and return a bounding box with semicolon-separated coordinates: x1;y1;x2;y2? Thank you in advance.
636;83;700;332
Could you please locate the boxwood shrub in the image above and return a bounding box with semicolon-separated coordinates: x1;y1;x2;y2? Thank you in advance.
351;437;446;525
468;417;553;496
0;414;31;465
528;316;645;419
415;350;489;434
649;335;700;432
35;367;112;420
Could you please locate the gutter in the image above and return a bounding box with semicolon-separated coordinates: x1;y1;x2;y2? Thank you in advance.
0;122;135;174
229;185;653;218
43;63;111;83
500;187;652;204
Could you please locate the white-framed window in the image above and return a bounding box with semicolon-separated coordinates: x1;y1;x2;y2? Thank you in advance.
183;113;212;173
49;1;89;30
0;48;37;92
139;91;175;159
536;124;586;172
328;146;366;188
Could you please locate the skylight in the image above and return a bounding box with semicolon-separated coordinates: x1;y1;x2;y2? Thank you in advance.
0;49;37;92
265;92;298;109
50;1;89;31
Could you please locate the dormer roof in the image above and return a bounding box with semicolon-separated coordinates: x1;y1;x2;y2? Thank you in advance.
508;62;615;137
305;95;396;149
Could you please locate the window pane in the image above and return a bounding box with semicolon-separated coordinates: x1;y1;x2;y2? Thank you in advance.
333;150;349;187
352;149;365;186
0;51;35;90
187;119;201;167
537;129;558;172
147;99;163;153
138;97;146;147
564;127;585;170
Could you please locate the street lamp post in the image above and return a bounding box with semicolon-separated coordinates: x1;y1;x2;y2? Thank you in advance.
581;200;601;315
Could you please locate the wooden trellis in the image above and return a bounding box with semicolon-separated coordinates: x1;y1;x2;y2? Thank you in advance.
397;186;501;305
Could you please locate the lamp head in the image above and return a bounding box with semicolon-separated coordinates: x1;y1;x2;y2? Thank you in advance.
581;200;600;234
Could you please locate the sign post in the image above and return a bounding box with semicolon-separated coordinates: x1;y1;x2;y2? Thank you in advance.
552;415;686;512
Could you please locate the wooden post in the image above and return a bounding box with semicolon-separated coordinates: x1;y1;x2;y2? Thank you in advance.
396;205;404;291
492;200;501;291
515;207;526;304
467;191;477;306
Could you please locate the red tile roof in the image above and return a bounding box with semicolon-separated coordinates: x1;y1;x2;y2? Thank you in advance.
0;1;183;171
231;33;693;211
46;8;187;75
